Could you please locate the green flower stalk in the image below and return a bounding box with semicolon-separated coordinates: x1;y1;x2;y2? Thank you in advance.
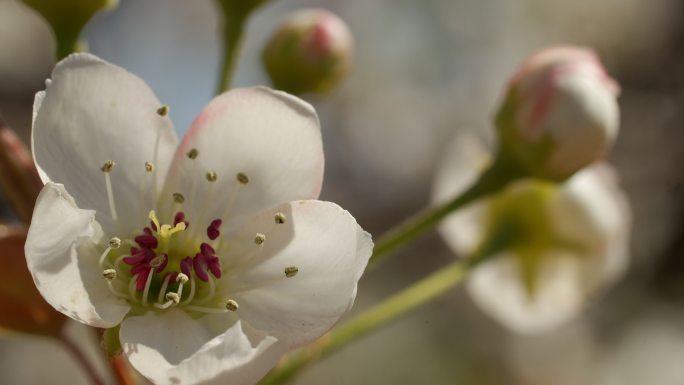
22;0;118;59
215;0;272;93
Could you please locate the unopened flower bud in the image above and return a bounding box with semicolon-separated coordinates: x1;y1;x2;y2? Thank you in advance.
262;9;354;95
496;46;620;181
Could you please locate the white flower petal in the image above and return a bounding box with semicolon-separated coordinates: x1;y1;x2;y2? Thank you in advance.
25;183;130;327
433;128;494;256
224;200;372;347
466;252;585;334
120;309;286;385
549;164;631;288
160;87;324;230
32;53;178;234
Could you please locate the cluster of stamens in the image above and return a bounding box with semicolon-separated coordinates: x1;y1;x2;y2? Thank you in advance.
96;134;299;314
98;208;230;311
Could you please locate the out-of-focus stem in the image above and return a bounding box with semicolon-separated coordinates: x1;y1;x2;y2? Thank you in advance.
60;334;105;385
215;6;249;94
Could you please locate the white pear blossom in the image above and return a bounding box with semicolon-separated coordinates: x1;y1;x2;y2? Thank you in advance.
25;54;373;384
433;129;630;334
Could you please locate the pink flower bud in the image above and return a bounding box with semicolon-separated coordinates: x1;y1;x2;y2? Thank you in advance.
497;46;620;180
262;9;354;95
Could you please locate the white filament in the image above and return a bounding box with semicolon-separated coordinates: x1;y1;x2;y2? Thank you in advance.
104;172;118;221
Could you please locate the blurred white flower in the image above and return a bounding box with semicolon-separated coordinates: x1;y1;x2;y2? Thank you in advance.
497;45;620;180
25;54;372;385
433;129;630;334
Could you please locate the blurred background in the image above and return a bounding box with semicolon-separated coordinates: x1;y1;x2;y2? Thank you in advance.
2;0;684;384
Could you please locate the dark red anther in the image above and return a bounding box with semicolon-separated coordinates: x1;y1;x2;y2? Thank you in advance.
143;227;154;236
206;219;222;240
193;253;210;282
123;253;146;266
131;263;149;276
135;234;158;249
174;212;188;227
123;249;150;265
208;256;222;279
150;220;158;232
151;254;168;273
135;268;151;291
200;242;215;256
180;256;193;276
166;271;179;284
207;227;219;240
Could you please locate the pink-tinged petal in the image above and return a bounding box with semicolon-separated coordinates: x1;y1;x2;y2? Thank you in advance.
224;200;373;347
31;53;178;234
160;87;323;230
25;183;130;328
120;309;287;385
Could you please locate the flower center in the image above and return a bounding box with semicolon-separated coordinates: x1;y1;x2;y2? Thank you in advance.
98;209;234;313
94;143;296;315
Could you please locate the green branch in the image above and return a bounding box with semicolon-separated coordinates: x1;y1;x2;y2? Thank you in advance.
215;9;248;94
258;256;483;385
369;150;525;265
